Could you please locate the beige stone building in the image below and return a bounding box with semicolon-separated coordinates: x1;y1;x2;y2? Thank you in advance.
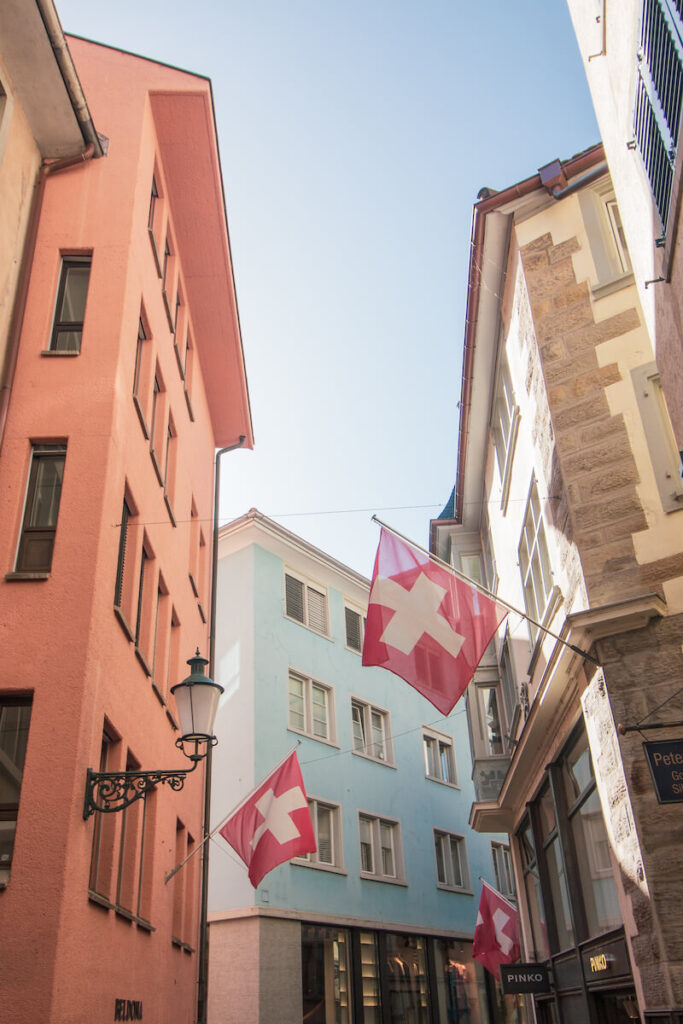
431;144;683;1024
566;0;683;453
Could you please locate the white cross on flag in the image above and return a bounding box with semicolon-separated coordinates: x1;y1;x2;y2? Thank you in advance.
473;881;521;978
219;750;316;888
362;529;507;715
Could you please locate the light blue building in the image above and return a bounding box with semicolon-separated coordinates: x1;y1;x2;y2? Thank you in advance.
207;509;515;1024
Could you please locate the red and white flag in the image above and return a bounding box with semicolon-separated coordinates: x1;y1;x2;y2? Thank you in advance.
362;529;507;715
473;881;521;978
219;750;316;888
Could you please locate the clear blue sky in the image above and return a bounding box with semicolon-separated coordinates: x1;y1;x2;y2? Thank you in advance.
59;0;598;577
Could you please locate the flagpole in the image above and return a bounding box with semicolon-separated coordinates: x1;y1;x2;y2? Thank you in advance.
372;515;600;667
164;743;302;884
478;876;518;914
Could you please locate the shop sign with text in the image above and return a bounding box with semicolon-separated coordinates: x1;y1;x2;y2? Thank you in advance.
500;963;551;994
643;739;683;803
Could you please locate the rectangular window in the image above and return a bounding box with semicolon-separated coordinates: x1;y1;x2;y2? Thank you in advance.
358;813;404;883
287;671;335;743
492;841;516;900
476;682;505;756
162;415;177;522
422;728;457;785
149;369;168;481
148;175;158;232
49;257;91;352
183;333;195;420
15;444;66;573
0;697;32;883
284;571;329;635
434;829;468;890
132;311;153;437
301;926;353;1024
294;798;343;870
344;605;365;652
519;478;554;641
491;352;519;507
152;576;171;697
351;699;392;763
89;728;118;902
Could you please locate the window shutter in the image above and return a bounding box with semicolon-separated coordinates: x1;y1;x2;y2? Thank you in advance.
345;608;362;651
317;805;333;864
285;574;304;622
307;586;327;634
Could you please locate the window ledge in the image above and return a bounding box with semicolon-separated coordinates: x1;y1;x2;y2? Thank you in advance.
360;872;408;887
41;349;80;357
115;906;136;924
133;396;150;439
136;917;155;933
184;388;195;422
352;749;396;769
88;890;115;911
591;271;635;300
114;605;135;643
188;572;199;598
437;884;474;896
151;680;167;708
284;614;333;642
345;645;362;656
172;937;195;954
5;571;50;582
150;449;164;487
197;600;207;624
162;289;175;333
173;342;185;380
148;228;162;277
166;707;179;731
286;726;339;749
291;859;347;876
425;775;460;790
135;646;152;677
164;493;177;527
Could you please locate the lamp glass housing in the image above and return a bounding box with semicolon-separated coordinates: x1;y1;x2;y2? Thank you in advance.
171;653;223;742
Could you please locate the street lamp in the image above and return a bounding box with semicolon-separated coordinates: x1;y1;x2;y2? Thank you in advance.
83;650;222;818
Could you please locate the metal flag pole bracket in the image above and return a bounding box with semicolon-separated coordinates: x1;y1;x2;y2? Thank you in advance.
371;515;600;668
618;719;683;735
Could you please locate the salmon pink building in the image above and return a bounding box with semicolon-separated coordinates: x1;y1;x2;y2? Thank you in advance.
0;23;252;1024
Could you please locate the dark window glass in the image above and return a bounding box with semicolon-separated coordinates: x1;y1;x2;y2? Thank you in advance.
114;499;131;608
50;258;91;352
16;445;66;572
133;319;146;397
148;176;158;230
0;699;32;875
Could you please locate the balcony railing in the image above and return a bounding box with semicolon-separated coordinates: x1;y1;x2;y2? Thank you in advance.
472;756;510;803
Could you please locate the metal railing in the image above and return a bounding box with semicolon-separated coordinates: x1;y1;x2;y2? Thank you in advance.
635;0;683;230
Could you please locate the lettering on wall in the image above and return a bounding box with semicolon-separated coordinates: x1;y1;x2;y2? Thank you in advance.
114;999;143;1021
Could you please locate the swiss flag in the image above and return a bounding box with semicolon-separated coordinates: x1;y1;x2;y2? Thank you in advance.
219;751;316;888
473;882;521;978
362;529;507;715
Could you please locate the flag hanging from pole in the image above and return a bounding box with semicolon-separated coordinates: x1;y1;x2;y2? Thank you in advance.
219;750;316;888
362;528;507;715
473;881;521;978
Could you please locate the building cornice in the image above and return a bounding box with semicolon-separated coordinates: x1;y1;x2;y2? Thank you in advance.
470;592;667;833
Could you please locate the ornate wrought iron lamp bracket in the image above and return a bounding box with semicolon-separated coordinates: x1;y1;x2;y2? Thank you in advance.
82;735;218;819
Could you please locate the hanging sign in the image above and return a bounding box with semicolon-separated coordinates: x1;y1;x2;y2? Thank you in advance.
500;963;551;994
643;739;683;803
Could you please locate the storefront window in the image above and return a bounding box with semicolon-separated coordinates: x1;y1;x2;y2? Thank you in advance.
570;786;622;935
359;932;381;1024
544;837;573;951
520;819;549;960
434;938;488;1024
302;925;353;1024
384;934;430;1024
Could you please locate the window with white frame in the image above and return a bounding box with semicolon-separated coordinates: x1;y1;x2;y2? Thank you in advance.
491;352;519;508
499;631;519;730
519;478;553;642
434;829;469;891
632;361;683;513
351;699;392;763
422;728;457;785
287;671;335;743
492;841;516;900
284;571;329;635
359;814;404;883
294;798;343;870
475;681;506;757
344;605;365;652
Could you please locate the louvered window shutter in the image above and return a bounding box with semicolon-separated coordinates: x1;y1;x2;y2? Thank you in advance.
307;586;328;634
115;500;130;607
345;608;362;651
317;805;333;864
285;574;305;622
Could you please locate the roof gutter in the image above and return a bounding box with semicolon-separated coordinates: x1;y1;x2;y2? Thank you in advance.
451;145;605;527
35;0;103;155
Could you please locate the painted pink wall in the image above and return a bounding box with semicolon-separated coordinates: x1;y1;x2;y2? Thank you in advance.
0;39;250;1024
